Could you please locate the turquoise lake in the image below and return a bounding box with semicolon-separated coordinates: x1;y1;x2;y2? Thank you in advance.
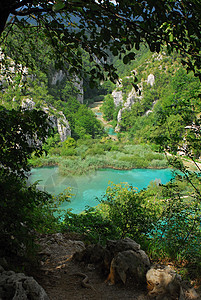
29;167;173;214
105;127;117;136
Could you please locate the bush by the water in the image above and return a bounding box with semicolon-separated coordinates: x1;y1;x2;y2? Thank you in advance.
61;177;201;279
30;140;167;175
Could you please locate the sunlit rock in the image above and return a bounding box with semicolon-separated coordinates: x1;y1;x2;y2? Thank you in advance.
147;74;155;86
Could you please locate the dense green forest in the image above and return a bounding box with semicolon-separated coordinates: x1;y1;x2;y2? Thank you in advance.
0;0;201;286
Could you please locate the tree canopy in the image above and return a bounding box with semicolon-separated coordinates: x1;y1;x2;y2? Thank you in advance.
1;0;201;84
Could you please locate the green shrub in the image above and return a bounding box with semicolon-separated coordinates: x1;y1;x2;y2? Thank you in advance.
100;182;158;245
61;148;77;156
148;159;167;168
86;145;105;156
111;144;119;151
62;207;117;244
49;147;61;156
62;137;76;148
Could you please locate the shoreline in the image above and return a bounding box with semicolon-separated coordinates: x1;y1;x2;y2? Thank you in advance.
29;161;170;173
30;154;201;175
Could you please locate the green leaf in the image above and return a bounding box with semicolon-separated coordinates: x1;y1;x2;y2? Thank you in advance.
123;52;135;64
135;43;140;50
52;2;65;12
123;54;129;64
128;52;135;60
169;33;174;42
112;47;118;56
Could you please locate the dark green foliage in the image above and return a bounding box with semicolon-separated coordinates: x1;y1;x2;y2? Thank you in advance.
0;172;51;255
73;105;105;139
84;77;115;105
62;207;117;244
150;69;201;158
0;106;61;256
1;0;201;84
148;174;201;278
100;183;159;246
42;133;61;153
117;62;201;151
0;106;51;176
101;95;115;121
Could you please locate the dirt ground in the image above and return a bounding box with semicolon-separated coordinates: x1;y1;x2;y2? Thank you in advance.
26;233;201;300
32;233;150;300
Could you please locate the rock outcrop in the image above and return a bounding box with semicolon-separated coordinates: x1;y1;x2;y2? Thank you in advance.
51;70;66;85
147;74;155;87
147;265;200;300
50;70;84;104
73;76;84;104
22;98;71;142
38;233;85;266
73;237;200;299
0;265;49;300
113;83;142;132
106;238;150;285
56;112;71;142
74;237;150;285
0;48;28;88
113;73;155;132
112;89;123;107
2;236;199;300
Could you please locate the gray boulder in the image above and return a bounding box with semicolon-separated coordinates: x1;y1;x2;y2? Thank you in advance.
0;267;49;300
146;265;200;300
106;238;150;285
73;238;150;285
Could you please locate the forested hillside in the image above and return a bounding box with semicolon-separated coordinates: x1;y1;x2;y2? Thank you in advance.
0;25;107;141
2;31;200;155
101;48;201;157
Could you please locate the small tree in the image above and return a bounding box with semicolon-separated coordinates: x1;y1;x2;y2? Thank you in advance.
0;106;57;255
101;95;115;121
101;182;159;244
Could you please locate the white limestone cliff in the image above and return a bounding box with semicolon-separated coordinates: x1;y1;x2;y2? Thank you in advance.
147;74;155;87
114;74;154;132
22;98;71;142
51;70;84;104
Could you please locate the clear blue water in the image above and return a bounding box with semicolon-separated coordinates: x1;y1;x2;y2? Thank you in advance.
29;167;173;214
94;111;117;136
105;127;117;136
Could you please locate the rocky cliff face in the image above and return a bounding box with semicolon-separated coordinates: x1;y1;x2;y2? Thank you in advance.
56;112;71;142
0;48;28;88
112;81;123;107
50;70;84;104
146;74;155;87
114;74;155;132
51;70;66;85
73;76;84;104
22;98;71;141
